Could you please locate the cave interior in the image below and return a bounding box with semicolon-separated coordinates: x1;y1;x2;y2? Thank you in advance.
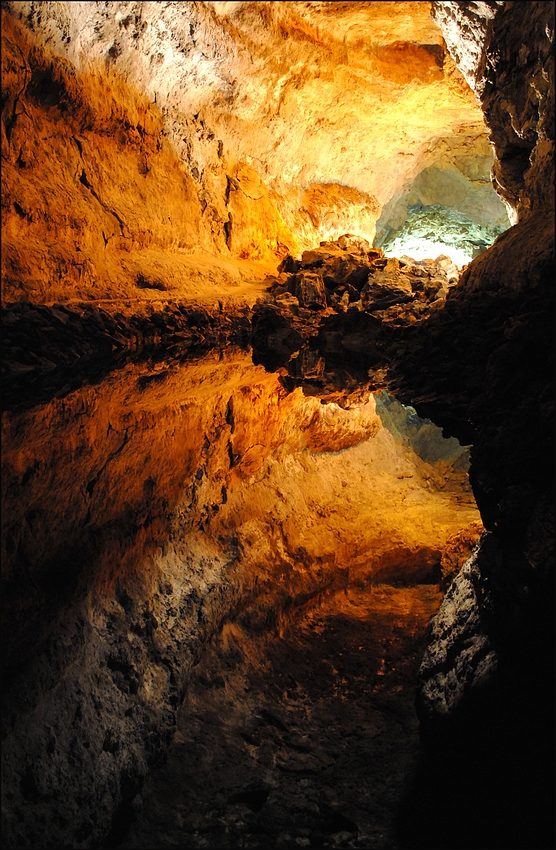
1;2;554;849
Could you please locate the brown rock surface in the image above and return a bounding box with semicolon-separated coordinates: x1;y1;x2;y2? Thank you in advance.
1;2;554;848
2;1;503;307
1;351;480;848
118;584;443;850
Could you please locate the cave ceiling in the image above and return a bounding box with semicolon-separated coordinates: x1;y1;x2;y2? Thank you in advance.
6;0;508;250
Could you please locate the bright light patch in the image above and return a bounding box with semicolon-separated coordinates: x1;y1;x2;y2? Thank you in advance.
376;203;507;270
383;237;472;268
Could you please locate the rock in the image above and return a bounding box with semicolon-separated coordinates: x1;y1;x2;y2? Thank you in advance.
360;275;414;312
329;289;351;312
251;306;304;371
416;548;498;730
277;255;300;274
329;284;359;308
379;203;506;266
440;521;484;590
300;249;333;267
302;396;381;453
336;233;371;253
294;272;327;310
275;292;300;313
321;256;370;291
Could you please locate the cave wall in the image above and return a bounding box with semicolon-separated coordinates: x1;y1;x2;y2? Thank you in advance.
0;8;288;306
375;129;511;242
432;0;555;221
394;0;555;732
1;1;554;847
2;0;499;306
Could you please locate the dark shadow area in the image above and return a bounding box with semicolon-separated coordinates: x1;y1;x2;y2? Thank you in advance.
396;622;555;849
1;302;252;413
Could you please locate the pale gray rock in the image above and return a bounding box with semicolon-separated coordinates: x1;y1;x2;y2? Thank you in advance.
431;1;504;93
416;541;498;725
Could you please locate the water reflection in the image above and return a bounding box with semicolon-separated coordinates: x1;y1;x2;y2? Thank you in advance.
2;345;480;682
1;344;482;848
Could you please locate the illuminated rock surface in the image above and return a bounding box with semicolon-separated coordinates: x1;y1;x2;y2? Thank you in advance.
1;352;479;849
378;203;505;266
1;0;508;305
1;2;554;849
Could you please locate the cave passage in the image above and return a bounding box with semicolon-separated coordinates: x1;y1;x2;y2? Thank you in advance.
375;203;508;267
1;2;553;848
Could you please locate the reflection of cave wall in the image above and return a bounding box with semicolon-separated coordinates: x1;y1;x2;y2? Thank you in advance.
1;1;554;848
375;391;470;468
1;352;481;848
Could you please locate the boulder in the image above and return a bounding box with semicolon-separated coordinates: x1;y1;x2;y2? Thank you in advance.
277;255;300;274
336;233;371;253
274;292;300;313
294;272;327;310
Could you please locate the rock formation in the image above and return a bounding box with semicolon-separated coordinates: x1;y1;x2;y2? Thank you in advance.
1;1;554;848
1;0;508;304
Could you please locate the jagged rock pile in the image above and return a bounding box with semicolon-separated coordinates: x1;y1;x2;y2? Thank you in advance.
264;234;460;326
251;234;463;402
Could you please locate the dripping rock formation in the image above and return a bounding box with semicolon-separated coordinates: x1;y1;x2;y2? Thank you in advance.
1;2;554;849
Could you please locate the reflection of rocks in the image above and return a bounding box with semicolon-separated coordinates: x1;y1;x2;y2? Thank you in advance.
252;235;465;407
250;306;305;374
1;301;252;412
2;349;481;849
119;584;443;850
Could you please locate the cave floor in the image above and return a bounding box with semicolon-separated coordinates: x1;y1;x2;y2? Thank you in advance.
117;582;442;849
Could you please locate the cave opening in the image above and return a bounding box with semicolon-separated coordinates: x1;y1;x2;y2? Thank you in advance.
1;1;554;849
376;201;508;266
372;131;514;269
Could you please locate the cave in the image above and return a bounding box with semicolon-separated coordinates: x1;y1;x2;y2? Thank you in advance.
1;2;554;849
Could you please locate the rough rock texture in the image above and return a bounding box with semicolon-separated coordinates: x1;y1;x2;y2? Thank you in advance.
379;202;505;266
1;351;480;848
479;0;555;220
375;131;511;242
0;299;253;411
250;8;555;823
431;1;504;92
394;15;555;843
1;1;554;848
416;543;497;726
1;1;504;307
117;584;443;850
433;0;555;221
257;234;460;340
0;8;278;305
